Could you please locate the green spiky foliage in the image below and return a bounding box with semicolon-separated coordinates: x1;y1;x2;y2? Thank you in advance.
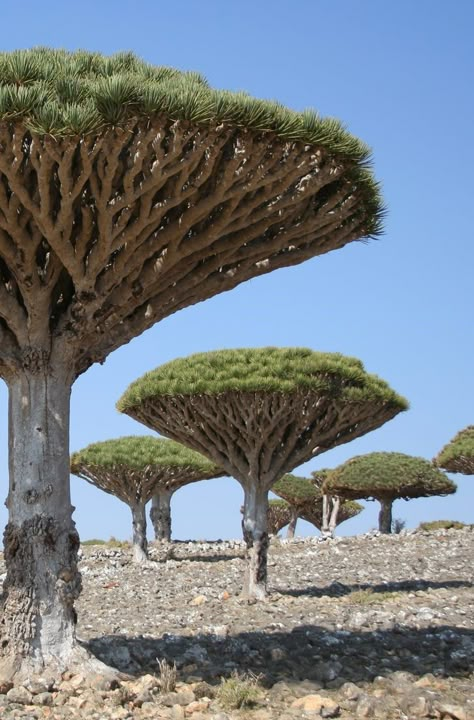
324;452;456;501
0;49;379;171
118;347;409;410
71;435;224;505
311;468;333;489
71;434;221;473
273;474;321;506
435;426;474;475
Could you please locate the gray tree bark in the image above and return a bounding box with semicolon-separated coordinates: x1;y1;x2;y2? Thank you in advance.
321;494;341;538
286;510;298;539
378;497;393;534
150;488;173;542
328;495;341;537
130;501;148;563
0;360;81;680
241;484;269;600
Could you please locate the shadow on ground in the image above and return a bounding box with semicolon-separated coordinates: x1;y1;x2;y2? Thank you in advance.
274;578;474;598
87;624;474;687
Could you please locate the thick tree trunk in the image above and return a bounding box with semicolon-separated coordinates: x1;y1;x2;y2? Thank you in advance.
378;497;393;534
0;362;82;681
130;502;148;563
150;488;173;542
241;484;269;600
286;510;298;539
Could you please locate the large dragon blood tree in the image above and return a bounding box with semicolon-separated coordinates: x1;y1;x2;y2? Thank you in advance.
0;46;383;678
435;426;474;476
71;436;224;560
117;347;408;599
324;452;457;534
272;472;363;538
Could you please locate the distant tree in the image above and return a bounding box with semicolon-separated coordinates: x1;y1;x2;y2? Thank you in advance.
71;436;224;561
118;347;407;599
435;425;474;475
267;500;293;536
299;498;363;534
273;472;363;537
0;47;384;678
324;452;456;533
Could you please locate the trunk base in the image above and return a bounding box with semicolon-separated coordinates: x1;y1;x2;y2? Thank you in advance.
0;641;131;686
0;517;81;680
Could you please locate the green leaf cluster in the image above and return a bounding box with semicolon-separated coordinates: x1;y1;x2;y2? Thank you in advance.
70;435;223;475
0;50;381;210
273;474;321;504
117;347;409;411
324;452;456;500
268;499;291;511
435;425;474;474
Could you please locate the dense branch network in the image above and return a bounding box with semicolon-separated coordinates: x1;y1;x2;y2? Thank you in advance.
121;389;401;484
0;118;378;378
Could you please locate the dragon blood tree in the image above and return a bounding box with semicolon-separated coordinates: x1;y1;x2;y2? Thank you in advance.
273;472;363;537
435;426;474;476
0;47;384;677
71;436;224;560
311;468;363;537
267;499;293;536
273;474;317;538
324;452;457;534
118;347;408;599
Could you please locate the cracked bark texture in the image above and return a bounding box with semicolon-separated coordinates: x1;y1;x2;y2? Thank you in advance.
124;388;404;598
0;360;81;680
150;488;173;542
378;496;394;534
0;115;378;675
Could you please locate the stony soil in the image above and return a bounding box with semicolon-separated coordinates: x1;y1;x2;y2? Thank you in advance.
0;527;472;719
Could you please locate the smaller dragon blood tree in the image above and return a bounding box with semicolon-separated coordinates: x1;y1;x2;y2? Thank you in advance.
273;473;363;537
267;500;294;536
71;436;224;561
324;452;457;534
435;426;474;476
118;347;408;599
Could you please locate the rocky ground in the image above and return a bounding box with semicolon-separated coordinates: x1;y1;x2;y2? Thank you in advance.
0;527;472;719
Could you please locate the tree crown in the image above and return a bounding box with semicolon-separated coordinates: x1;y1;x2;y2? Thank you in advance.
324;452;456;500
117;347;409;410
435;425;474;474
70;435;223;475
273;474;322;504
0;48;376;167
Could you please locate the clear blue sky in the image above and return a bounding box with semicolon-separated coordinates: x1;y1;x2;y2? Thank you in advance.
0;1;472;540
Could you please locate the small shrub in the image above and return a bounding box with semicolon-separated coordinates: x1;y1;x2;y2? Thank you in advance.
347;588;401;605
391;517;406;534
217;670;261;709
108;536;130;548
157;658;177;693
81;538;107;545
418;520;467;532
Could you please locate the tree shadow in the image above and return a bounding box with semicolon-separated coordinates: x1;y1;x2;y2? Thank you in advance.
275;578;473;598
86;624;474;686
